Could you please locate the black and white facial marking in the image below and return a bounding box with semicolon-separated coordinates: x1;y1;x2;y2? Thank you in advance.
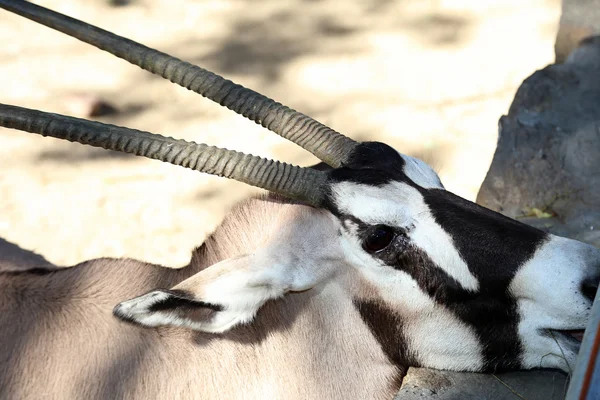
324;142;600;373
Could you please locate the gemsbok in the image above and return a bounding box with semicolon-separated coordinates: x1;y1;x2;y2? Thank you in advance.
0;1;598;399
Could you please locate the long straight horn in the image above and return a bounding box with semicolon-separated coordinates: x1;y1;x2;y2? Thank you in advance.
0;104;327;206
0;0;358;168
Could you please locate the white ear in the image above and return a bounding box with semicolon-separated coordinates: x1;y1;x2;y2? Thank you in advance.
113;250;335;333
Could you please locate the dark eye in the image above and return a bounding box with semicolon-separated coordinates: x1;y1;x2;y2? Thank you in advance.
363;225;395;253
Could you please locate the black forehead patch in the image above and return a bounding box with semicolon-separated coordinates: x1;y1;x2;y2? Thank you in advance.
323;141;411;212
345;142;405;171
329;141;407;186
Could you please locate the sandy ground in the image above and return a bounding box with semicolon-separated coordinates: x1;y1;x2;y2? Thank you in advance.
0;0;560;267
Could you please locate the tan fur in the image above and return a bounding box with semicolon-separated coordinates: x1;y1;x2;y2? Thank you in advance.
0;196;399;400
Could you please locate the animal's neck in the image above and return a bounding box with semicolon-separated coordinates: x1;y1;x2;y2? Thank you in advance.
177;196;403;398
182;280;402;399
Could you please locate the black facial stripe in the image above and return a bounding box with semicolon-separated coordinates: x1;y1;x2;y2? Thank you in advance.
344;204;540;370
353;299;413;383
379;242;472;303
421;188;548;282
370;238;521;370
416;188;548;371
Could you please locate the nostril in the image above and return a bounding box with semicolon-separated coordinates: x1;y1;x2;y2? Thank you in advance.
581;276;599;302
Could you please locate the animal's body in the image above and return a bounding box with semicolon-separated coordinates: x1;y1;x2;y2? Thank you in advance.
0;1;599;400
0;197;400;399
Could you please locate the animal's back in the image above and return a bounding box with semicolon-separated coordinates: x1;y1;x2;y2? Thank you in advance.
0;258;182;399
0;259;396;400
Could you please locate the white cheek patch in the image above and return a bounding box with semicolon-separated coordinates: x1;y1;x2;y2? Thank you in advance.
332;181;479;292
360;263;484;371
400;154;444;189
514;302;580;371
510;236;596;370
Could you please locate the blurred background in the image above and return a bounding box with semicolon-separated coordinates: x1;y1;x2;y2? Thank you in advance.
0;0;560;267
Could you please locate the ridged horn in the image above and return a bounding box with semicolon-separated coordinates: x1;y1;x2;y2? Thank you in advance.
0;0;358;168
0;104;328;206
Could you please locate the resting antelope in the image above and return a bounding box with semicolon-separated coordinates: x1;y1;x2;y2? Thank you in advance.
0;1;599;399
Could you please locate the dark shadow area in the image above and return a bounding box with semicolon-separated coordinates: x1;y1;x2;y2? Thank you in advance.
110;2;475;151
0;248;78;399
44;1;475;157
194;11;359;82
363;0;395;14
35;103;150;163
0;237;57;271
100;102;147;119
37;145;136;162
191;289;317;348
404;13;472;47
196;186;223;201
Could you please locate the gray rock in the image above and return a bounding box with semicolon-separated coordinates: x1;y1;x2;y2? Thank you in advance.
477;36;600;248
396;368;568;400
556;0;600;63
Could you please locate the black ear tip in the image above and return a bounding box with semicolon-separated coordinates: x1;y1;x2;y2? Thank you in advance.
112;303;124;317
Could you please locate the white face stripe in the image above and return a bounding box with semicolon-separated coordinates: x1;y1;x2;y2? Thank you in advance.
400;154;444;189
331;180;479;292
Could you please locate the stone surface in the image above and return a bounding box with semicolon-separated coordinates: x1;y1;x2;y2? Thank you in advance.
396;368;568;400
555;0;600;63
477;36;600;248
